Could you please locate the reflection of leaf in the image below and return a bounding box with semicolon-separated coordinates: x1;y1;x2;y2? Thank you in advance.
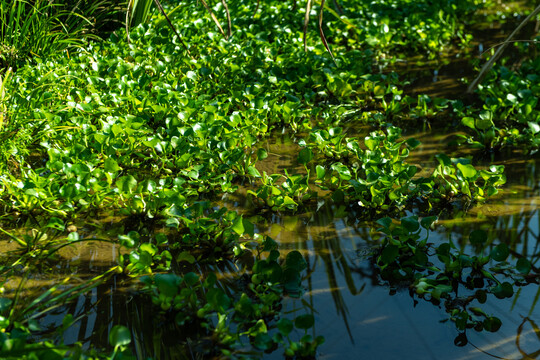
469;230;487;247
285;251;307;272
529;287;540;318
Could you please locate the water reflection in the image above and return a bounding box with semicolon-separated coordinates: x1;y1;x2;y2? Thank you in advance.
268;152;539;359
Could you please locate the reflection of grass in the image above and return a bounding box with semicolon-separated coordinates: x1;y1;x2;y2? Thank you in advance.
298;204;368;341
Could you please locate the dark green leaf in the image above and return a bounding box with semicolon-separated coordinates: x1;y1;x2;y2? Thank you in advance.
298;147;313;165
295;314;314;330
155;274;181;298
491;243;509;262
469;230;487;247
109;325;131;348
516;258;531;275
401;216;419;233
380;245;399;264
231;215;244;235
277;318;294;336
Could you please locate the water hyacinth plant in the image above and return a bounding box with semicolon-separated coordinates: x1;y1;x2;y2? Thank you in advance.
0;0;537;358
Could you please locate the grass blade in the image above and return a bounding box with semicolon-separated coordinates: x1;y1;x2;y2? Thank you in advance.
318;0;336;63
467;4;540;93
303;0;312;52
152;0;192;56
220;0;232;38
252;0;260;19
200;0;226;38
332;0;343;15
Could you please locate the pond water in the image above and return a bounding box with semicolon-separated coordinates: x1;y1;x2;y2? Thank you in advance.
254;133;540;359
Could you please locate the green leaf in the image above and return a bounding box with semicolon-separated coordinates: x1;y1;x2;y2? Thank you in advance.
260;261;283;283
177;251;196;264
247;166;261;178
206;288;231;312
528;121;540;134
376;217;392;230
461;117;475;129
420;216;437;229
0;298;12;313
277;318;294;336
257;148;268;160
406;138;421;149
104;157;121;173
401;216;419;233
365;137;378;151
435;153;452;167
492;282;513;299
116;175;138;194
45;217;65;232
140;243;157;256
491;243;509;262
316;165;326;180
118;231;140;248
298;147;314;165
380;245;399;264
253;332;273;350
231;215;244;235
242;218;255;237
483;317;502;332
516;258;531;274
457;163;477;180
155;273;180;298
476;111;494;130
475;290;487;303
184;272;199;287
331;163;351;181
283;196;298;207
295;314;314;330
109;325;131;348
